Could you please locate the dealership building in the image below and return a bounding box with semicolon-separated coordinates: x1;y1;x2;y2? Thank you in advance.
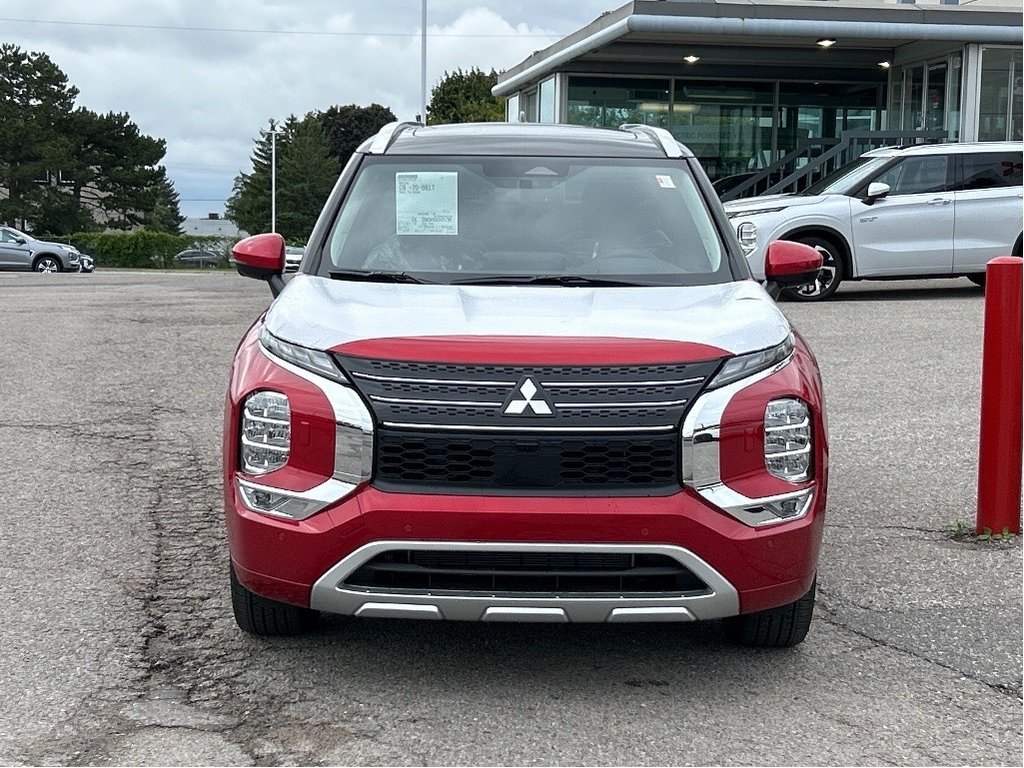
493;0;1022;197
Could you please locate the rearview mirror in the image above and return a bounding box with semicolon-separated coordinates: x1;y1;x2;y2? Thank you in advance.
764;240;823;300
865;182;890;204
233;233;286;296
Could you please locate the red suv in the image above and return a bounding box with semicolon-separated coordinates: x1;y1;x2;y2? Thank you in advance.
225;122;827;647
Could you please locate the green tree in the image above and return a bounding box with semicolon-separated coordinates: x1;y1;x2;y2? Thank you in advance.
427;68;504;125
0;46;180;235
143;169;185;234
318;103;396;170
0;44;79;228
226;117;296;236
227;105;396;239
275;119;337;241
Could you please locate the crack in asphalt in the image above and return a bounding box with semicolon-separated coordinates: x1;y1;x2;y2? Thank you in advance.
817;586;1023;701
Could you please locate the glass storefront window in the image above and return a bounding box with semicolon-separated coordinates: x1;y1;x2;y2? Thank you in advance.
520;90;538;123
506;94;520;122
979;47;1023;141
566;77;670;128
672;81;774;183
539;78;556;123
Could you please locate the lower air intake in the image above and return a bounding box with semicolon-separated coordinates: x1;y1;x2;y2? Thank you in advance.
343;550;709;596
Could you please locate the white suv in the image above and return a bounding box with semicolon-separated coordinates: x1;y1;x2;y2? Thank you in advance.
723;142;1024;300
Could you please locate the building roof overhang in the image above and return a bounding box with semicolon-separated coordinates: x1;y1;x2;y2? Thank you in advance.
494;0;1023;96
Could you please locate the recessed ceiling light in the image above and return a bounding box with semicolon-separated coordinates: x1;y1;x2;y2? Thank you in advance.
683;55;700;64
879;61;891;69
816;38;837;48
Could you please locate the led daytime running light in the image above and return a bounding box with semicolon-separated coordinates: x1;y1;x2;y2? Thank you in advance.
259;327;347;383
709;335;794;389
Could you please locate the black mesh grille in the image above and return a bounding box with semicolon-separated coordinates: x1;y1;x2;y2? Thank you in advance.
375;431;679;492
334;354;721;494
344;550;709;595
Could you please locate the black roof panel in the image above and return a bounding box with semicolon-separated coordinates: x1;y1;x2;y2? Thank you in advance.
362;122;693;158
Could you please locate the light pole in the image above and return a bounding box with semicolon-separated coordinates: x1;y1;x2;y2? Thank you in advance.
420;0;427;124
270;120;277;233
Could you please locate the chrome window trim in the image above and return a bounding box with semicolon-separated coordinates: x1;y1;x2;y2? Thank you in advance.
310;541;740;622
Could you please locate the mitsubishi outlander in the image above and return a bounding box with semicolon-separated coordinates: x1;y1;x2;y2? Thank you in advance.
224;122;828;647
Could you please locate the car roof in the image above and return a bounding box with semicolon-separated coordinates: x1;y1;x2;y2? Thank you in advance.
362;122;694;159
863;141;1024;158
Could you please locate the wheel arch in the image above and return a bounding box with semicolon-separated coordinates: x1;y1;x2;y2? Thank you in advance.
779;226;853;278
1012;232;1022;258
31;252;64;270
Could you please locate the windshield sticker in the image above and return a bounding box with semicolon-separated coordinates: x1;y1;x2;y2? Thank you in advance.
655;175;676;189
395;172;458;235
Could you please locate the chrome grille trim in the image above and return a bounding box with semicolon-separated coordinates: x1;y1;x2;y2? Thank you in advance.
381;421;678;433
369;395;503;407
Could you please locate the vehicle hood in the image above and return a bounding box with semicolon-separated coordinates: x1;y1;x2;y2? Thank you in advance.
724;193;833;216
264;274;791;358
30;237;76;252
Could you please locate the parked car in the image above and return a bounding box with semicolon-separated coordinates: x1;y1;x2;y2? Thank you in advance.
0;226;82;273
723;142;1024;300
224;122;828;647
173;249;222;268
284;245;304;273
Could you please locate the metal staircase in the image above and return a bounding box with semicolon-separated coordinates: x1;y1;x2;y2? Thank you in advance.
717;130;948;202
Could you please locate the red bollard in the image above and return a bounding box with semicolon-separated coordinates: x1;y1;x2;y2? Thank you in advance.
976;256;1023;535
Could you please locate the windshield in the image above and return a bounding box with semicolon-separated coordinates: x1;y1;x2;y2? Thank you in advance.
800;156;889;197
320;156;732;286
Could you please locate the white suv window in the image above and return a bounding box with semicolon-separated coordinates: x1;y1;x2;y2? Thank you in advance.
873;156;949;195
954;152;1024;191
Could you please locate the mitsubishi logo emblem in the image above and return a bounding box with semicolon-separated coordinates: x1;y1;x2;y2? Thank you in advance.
501;376;555;417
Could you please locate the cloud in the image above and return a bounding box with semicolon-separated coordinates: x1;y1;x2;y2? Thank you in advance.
1;1;615;217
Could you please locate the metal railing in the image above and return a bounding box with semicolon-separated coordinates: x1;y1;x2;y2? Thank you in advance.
718;130;949;202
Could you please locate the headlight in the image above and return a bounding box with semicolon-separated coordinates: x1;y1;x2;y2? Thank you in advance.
260;327;347;383
241;391;290;474
708;335;794;389
736;222;757;254
764;398;812;482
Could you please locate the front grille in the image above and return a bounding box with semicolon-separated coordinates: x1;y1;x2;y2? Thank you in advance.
335;354;721;493
376;431;679;492
344;550;709;595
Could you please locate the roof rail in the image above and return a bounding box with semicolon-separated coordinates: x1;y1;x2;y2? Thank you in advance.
618;124;683;158
367;121;422;154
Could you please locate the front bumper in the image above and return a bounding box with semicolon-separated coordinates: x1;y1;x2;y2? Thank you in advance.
226;481;824;621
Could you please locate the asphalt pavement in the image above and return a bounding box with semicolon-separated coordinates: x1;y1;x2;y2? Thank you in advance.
0;270;1020;766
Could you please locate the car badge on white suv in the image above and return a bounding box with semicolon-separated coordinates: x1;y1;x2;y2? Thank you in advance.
501;377;555;417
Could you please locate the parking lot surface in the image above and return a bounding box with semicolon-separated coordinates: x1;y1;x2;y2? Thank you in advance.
1;270;1020;766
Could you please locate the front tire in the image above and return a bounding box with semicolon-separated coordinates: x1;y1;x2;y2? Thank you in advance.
724;579;816;648
33;255;62;273
230;564;318;636
781;236;844;302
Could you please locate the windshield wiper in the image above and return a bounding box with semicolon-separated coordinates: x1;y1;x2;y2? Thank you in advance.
449;274;642;287
328;269;431;284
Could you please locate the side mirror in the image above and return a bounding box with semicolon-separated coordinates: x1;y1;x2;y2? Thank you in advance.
14;236;26;245
764;240;823;300
232;233;286;296
864;182;890;205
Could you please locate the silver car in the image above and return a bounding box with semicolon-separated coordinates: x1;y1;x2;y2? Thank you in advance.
0;226;82;273
723;142;1023;300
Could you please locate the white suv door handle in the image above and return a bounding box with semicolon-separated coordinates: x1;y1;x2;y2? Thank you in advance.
928;197;952;205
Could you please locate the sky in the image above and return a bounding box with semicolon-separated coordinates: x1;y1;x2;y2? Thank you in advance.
1;1;620;219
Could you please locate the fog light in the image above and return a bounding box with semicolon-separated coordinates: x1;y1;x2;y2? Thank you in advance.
765;398;811;482
237;478;334;519
241;391;290;474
